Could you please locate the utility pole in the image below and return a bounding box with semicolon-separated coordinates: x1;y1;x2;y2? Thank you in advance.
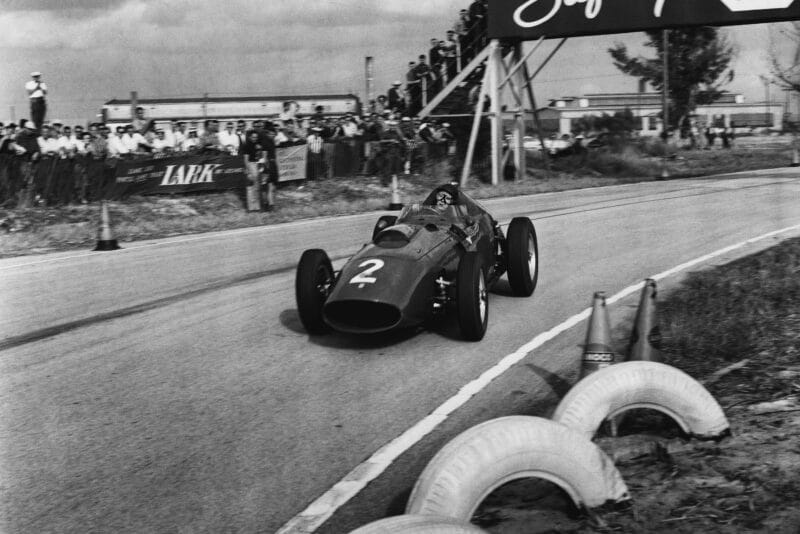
365;56;374;110
662;30;669;137
130;91;138;121
660;29;670;180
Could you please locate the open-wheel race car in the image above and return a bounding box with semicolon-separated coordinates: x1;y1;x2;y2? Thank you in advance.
295;183;539;341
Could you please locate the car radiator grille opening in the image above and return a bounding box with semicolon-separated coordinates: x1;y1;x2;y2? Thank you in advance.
324;300;402;332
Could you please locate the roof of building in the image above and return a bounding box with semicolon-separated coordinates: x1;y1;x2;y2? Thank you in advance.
103;94;360;106
549;92;742;109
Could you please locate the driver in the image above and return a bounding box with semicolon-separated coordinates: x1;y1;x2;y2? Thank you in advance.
425;183;460;210
434;189;454;210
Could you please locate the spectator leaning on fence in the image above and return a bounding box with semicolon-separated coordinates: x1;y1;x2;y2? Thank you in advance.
306;126;324;180
122;124;151;155
38;127;60;157
184;129;200;151
151;128;171;156
197;119;221;152
11;120;39;207
218;121;241;155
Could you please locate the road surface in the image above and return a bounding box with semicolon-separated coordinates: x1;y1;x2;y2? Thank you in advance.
1;170;799;533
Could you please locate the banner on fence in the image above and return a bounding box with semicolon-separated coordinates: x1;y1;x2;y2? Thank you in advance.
110;153;246;198
276;144;308;183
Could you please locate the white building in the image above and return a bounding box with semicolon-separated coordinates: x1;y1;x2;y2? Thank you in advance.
538;92;784;135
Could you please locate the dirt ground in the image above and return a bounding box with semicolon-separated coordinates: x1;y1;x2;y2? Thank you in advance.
474;320;800;533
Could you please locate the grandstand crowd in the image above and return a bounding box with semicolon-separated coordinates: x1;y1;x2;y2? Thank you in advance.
0;0;489;208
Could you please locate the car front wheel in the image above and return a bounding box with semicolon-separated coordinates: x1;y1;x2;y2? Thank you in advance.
457;252;488;341
506;217;539;297
295;249;334;335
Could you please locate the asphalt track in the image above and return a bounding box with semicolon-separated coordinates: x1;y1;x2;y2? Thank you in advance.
1;170;799;533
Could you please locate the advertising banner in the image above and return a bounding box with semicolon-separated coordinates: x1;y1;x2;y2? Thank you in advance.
110;153;246;198
276;144;308;183
489;0;800;40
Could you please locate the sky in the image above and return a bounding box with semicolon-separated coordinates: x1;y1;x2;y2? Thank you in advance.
0;0;796;126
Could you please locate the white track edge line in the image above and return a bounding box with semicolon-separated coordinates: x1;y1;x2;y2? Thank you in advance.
277;222;800;534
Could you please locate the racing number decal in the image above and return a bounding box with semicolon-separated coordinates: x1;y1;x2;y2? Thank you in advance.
349;259;384;286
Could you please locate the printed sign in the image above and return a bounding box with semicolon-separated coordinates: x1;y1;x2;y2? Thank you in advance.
110;153;246;198
276;144;308;183
489;0;800;40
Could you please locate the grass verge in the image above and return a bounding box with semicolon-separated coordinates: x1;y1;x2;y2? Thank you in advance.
481;237;800;533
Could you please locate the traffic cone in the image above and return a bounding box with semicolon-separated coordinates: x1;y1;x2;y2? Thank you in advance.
388;174;403;210
580;292;616;378
626;279;663;363
658;161;670;180
94;200;120;251
791;147;800;167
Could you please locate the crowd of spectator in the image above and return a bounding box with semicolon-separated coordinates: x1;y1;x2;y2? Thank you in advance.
0;1;489;208
0;107;457;207
371;0;488;117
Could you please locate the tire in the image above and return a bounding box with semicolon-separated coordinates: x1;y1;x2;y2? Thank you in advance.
372;215;398;241
552;361;730;440
406;416;630;519
349;515;486;533
295;249;334;335
505;217;539;297
457;252;488;341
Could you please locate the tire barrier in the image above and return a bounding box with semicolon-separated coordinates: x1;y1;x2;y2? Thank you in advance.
405;416;630;520
348;284;732;532
349;515;487;533
553;361;730;441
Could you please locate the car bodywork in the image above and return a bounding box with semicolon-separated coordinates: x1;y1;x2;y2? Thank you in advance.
323;186;502;334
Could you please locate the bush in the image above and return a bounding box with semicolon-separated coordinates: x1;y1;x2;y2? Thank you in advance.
585;147;657;176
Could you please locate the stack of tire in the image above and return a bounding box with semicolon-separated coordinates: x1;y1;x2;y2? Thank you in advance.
351;319;732;532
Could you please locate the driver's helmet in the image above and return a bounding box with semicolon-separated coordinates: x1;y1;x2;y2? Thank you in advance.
434;189;454;210
425;183;460;210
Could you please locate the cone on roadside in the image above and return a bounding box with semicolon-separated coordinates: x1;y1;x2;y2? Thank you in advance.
626;279;663;363
580;291;616;378
658;161;670;180
791;147;800;167
94;200;120;251
388;174;403;210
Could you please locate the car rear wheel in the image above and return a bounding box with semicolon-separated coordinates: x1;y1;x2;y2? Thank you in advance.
372;215;398;241
457;252;488;341
295;249;334;335
506;217;539;297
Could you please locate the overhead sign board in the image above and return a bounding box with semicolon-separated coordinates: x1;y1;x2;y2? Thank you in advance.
489;0;800;40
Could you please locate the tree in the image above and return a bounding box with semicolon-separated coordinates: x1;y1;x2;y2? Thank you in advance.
609;27;734;131
770;22;800;94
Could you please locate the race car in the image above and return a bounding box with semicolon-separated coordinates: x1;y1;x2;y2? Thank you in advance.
295;183;539;341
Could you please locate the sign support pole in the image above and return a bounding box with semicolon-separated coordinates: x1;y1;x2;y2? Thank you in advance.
460;69;490;187
488;39;503;186
513;43;526;180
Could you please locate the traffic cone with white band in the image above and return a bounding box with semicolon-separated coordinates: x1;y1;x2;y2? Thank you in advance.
94;200;120;251
388;174;403;210
580;292;616;378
